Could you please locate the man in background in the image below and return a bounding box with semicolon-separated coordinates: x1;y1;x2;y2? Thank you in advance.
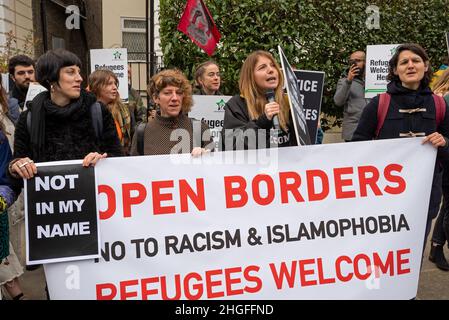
8;55;35;111
333;51;370;142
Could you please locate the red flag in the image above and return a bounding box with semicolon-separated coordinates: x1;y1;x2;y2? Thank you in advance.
177;0;221;56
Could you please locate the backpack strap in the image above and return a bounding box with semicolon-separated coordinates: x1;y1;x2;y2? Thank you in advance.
136;122;147;155
432;94;446;127
375;93;391;138
90;102;103;139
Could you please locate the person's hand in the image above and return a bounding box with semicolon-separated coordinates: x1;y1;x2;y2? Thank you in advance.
347;64;360;81
9;157;37;179
264;102;280;121
422;132;448;148
191;147;210;158
82;152;107;167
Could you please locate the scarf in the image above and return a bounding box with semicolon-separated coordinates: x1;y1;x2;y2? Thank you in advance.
30;90;96;159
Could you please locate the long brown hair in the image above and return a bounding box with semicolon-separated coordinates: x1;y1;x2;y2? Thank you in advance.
433;68;449;96
239;50;289;131
88;69;130;131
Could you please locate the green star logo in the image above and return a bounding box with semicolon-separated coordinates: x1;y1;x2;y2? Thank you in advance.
216;99;226;111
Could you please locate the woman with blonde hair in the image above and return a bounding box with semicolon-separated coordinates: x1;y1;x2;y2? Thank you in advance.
221;50;297;150
130;69;214;156
89;69;132;154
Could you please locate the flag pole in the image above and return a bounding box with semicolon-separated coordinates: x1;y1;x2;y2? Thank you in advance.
150;0;155;77
145;0;150;83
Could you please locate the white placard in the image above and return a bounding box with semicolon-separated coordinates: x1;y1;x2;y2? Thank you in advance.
365;44;400;98
90;48;129;100
24;83;48;110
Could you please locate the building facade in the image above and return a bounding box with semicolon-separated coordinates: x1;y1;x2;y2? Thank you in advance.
102;0;162;97
0;0;35;77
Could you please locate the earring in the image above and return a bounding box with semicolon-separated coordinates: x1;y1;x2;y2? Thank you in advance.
50;84;54;92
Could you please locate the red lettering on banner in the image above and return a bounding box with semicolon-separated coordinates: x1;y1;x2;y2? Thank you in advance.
335;255;353;282
160;274;182;300
252;174;275;206
243;265;262;293
98;185;116;220
299;259;317;286
152;180;176;214
397;249;411;275
122;183;147;218
269;261;297;289
373;251;394;276
384;164;406;195
96;282;117;300
184;272;203;300
120;279;139;300
205;269;225;299
141;276;159;300
95;265;262;300
98;164;407;219
306;170;330;201
179;179;206;212
225;267;244;296
358;166;382;197
334;167;356;199
224;176;248;208
353;254;372;280
317;258;336;284
279;172;304;203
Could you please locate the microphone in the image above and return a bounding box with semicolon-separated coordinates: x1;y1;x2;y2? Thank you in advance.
265;89;280;130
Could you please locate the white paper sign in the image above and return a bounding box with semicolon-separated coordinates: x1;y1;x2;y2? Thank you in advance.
44;138;435;300
189;95;232;150
25;83;48;110
90;48;129;100
365;44;401;98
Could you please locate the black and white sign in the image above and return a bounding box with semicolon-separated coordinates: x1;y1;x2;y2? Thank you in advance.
278;46;311;145
25;161;100;265
294;70;325;143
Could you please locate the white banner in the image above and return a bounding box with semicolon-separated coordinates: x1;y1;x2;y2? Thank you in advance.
45;138;435;300
365;44;400;98
90;48;129;100
189;95;232;150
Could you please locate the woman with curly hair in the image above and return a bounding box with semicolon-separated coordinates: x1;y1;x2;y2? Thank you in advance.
130;69;214;156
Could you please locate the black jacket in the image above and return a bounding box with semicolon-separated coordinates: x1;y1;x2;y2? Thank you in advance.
220;94;297;150
352;81;449;144
352;80;449;222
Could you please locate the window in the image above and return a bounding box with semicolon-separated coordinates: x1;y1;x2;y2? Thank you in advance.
121;18;147;61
